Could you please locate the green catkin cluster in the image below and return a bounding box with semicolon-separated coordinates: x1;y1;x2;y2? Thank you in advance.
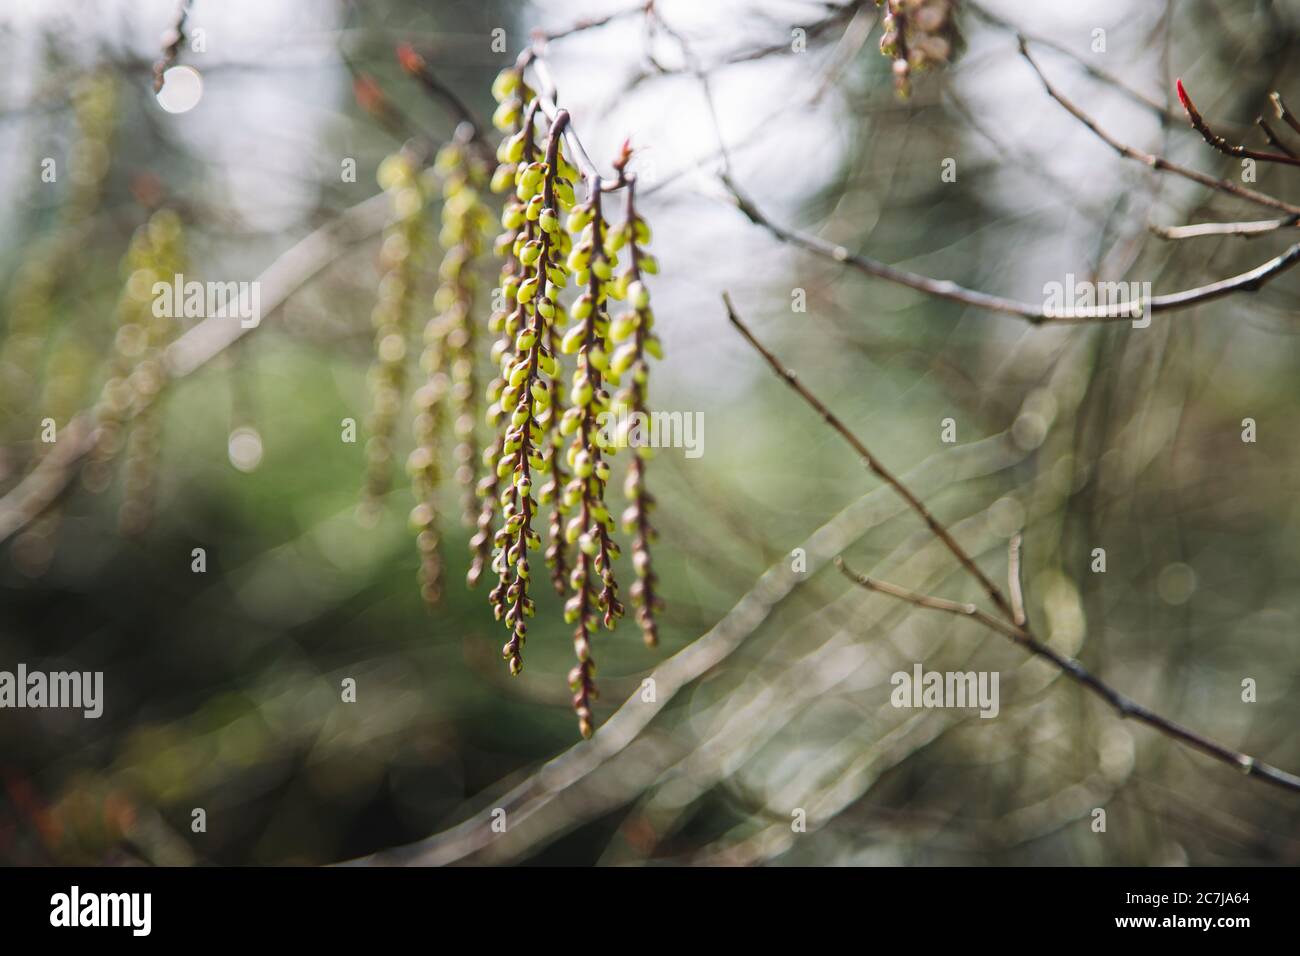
474;66;666;738
615;182;664;647
878;0;958;98
469;69;533;591
363;150;428;515
84;210;184;532
558;184;624;735
366;58;666;738
408;140;493;606
487;102;579;678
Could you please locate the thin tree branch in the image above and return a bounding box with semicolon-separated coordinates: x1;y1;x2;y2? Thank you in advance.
725;298;1300;795
1019;39;1300;217
1175;79;1300;168
1270;92;1300;138
0;193;393;546
152;0;193;94
1151;215;1300;240
721;173;1300;322
722;292;1015;620
395;43;494;163
835;559;1300;794
834;558;1023;639
1256;117;1299;159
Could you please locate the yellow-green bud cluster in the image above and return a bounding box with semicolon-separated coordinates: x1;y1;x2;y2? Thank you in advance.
614;187;663;647
363;151;427;514
470;66;668;737
85;209;185;534
483;95;580;677
407;141;493;606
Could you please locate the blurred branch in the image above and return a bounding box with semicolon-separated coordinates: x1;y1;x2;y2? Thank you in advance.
395;44;494;163
1007;533;1026;628
721;173;1300;322
0;193;392;546
721;297;1300;795
351;429;1031;865
1151;215;1300;240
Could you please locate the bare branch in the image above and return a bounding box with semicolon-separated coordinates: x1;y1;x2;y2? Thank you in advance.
0;193;393;546
834;558;1023;639
722;293;1015;620
1176;79;1300;169
1019;39;1300;217
835;559;1300;794
727;296;1300;795
722;173;1300;323
1151;215;1299;240
1256;117;1299;159
1270;92;1300;138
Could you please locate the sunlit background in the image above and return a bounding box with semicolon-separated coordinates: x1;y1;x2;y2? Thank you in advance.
2;0;1299;865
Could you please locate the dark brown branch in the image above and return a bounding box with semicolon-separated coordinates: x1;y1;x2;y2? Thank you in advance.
1271;92;1300;138
1255;117;1299;159
1019;39;1300;217
834;560;1300;794
395;44;494;163
722;173;1300;323
722;293;1015;621
727;299;1300;795
1175;80;1300;169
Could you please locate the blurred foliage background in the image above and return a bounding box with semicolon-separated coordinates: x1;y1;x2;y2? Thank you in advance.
2;0;1300;865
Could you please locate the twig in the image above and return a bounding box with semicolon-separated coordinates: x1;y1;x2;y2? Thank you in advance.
535;1;653;43
722;173;1300;323
1175;79;1300;168
723;299;1300;795
1255;117;1299;159
835;559;1300;794
834;558;1022;639
0;193;392;546
1007;533;1026;628
967;1;1203;131
1151;215;1299;241
1019;39;1300;217
518;49;627;193
1271;92;1300;137
722;293;1015;620
395;44;494;162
